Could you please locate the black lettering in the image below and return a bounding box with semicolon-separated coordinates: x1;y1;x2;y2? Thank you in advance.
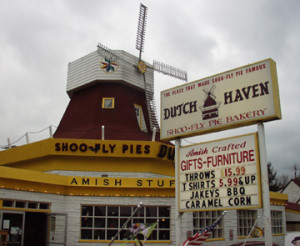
110;144;116;153
122;144;128;153
190;101;197;113
185;201;190;209
102;144;109;153
252;84;260;97
177;104;183;116
224;91;233;104
79;143;88;152
234;89;243;102
70;143;78;152
251;175;256;184
71;178;78;185
157;145;167;158
144;145;150;154
167;147;175;160
260;81;269;95
242;87;251;99
62;143;68;151
55;143;60;151
136;145;142;154
115;179;122;186
164;108;170;120
157;180;164;187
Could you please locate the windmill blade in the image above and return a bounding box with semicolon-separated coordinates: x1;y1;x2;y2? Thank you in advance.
143;73;160;131
210;85;216;93
136;3;148;61
210;94;216;100
97;43;135;69
203;88;209;94
153;60;187;81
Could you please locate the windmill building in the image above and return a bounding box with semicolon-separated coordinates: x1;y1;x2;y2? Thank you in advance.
0;4;288;246
0;45;178;246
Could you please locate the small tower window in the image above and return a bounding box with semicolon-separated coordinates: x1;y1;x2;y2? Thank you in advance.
102;97;115;109
134;104;147;132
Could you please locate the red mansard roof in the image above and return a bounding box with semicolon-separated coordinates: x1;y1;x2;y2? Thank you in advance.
54;81;163;142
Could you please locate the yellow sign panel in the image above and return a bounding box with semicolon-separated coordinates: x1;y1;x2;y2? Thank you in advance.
178;133;262;212
53;139;174;160
68;177;175;188
160;59;281;140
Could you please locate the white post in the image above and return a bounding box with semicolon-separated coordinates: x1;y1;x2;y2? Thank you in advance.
108;202;143;246
152;127;157;141
175;138;182;246
257;122;272;246
25;132;29;144
49;126;53;138
7;138;11;149
101;125;105;140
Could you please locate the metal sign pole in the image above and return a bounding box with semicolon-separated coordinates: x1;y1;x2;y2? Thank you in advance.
108;202;143;246
175;138;183;246
257;122;272;246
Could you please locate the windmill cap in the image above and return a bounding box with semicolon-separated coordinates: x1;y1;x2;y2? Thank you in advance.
292;236;300;243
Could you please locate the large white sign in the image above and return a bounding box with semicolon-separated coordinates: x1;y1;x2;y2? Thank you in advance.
160;59;281;140
178;133;262;212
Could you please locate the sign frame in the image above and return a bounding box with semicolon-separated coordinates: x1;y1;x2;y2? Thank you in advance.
160;58;281;141
177;133;262;212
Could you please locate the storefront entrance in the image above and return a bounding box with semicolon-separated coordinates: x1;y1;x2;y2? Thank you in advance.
1;212;24;246
0;211;48;246
24;212;47;246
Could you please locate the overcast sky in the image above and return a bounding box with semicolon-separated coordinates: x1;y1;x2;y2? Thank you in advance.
0;0;299;177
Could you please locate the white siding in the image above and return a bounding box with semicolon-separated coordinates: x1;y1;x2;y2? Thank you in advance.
282;181;300;203
67;50;154;97
46;170;173;178
0;189;286;246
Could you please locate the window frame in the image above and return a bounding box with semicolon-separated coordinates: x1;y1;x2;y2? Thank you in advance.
80;205;171;242
134;104;142;128
271;210;283;234
102;97;115;109
237;210;258;237
193;210;224;239
1;199;50;212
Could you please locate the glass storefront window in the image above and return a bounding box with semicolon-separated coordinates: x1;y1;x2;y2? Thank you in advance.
80;205;171;241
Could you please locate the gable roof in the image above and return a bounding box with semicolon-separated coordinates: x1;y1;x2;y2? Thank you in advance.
294;179;300;187
281;178;300;193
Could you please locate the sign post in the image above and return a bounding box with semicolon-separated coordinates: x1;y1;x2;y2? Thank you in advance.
175;138;183;246
257;122;272;246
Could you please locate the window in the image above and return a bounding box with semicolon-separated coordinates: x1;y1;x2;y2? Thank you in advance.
1;199;50;211
102;98;115;109
80;205;170;241
271;211;283;234
237;210;257;236
134;104;147;132
193;211;224;239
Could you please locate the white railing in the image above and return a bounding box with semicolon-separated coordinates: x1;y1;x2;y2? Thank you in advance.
0;125;57;150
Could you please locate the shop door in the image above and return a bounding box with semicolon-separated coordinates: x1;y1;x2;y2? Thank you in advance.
48;213;67;246
23;212;47;246
1;212;24;246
